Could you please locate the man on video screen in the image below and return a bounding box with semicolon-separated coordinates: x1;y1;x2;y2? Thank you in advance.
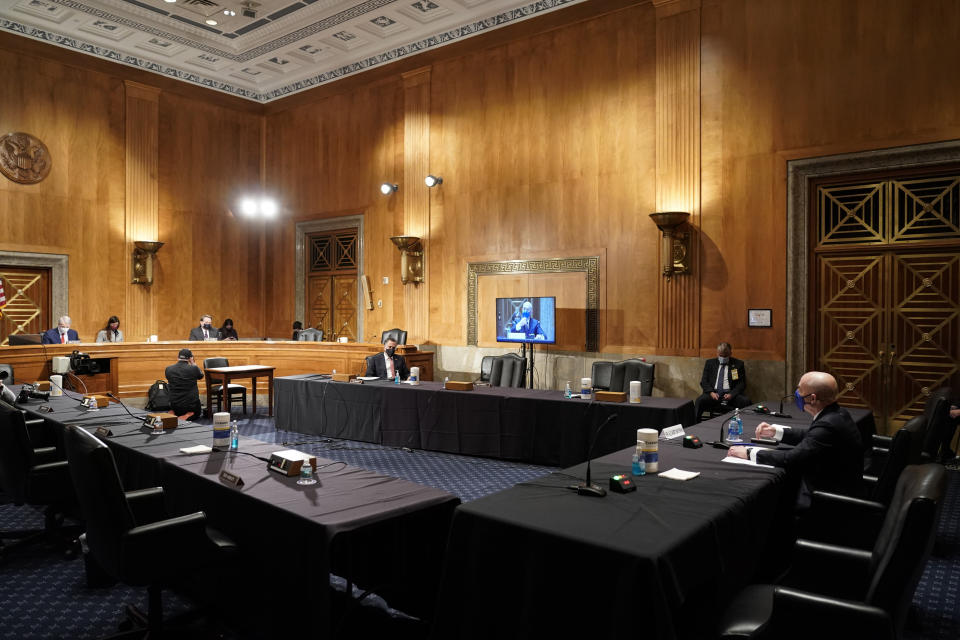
512;301;547;341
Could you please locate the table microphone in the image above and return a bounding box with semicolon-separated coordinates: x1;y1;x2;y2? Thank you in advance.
771;394;793;419
568;414;618;497
708;415;736;449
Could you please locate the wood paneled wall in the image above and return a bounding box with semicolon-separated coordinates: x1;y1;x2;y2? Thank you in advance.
6;0;960;369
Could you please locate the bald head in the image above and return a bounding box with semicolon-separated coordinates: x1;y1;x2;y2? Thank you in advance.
798;371;839;407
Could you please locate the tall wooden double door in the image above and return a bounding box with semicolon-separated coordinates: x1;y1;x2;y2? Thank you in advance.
305;228;358;341
0;267;50;345
814;171;960;432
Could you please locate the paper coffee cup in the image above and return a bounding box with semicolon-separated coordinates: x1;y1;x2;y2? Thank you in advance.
629;380;642;403
49;375;63;396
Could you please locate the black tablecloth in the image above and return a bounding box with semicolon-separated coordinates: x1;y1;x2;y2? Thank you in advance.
432;407;875;640
275;376;696;466
19;392;460;630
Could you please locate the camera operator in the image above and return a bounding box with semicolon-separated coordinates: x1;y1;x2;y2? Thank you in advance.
0;370;17;404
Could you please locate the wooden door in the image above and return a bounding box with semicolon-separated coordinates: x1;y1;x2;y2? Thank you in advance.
305;228;358;341
813;172;960;432
0;266;51;345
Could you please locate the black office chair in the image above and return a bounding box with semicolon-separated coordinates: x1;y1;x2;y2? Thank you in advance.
718;464;947;640
64;425;237;636
619;359;654;396
381;328;408;345
0;363;14;384
0;400;79;558
920;391;951;461
590;361;619;391
202;357;246;414
476;356;494;384
297;327;324;342
489;354;526;388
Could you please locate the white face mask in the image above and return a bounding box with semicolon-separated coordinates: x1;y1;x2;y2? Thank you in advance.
718;356;729;364
59;327;68;334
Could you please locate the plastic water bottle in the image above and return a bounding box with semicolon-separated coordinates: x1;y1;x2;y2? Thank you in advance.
297;459;316;485
632;444;646;476
229;421;239;450
564;381;572;399
728;408;744;443
443;376;449;388
394;372;400;384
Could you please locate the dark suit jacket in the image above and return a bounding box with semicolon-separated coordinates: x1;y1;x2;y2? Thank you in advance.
699;357;746;396
756;403;863;507
189;326;218;341
41;328;79;344
365;352;410;380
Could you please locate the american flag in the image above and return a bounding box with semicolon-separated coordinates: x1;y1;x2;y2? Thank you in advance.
0;277;5;318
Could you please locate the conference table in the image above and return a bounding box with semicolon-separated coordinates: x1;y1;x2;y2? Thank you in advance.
432;406;875;640
274;375;696;467
18;391;460;634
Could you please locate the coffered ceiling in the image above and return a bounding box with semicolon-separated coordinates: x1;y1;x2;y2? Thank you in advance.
1;0;587;102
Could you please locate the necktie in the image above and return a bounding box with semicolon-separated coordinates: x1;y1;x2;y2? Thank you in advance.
716;365;725;390
386;355;394;379
204;329;208;339
61;332;66;344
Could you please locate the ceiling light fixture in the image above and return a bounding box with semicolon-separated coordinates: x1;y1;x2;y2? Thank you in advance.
205;19;218;25
380;183;398;195
424;175;443;188
223;9;236;16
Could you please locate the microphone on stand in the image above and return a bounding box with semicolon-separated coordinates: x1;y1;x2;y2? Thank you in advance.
568;414;618;497
709;415;736;449
771;394;793;419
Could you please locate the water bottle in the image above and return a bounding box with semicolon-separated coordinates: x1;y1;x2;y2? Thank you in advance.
297;459;316;485
230;421;239;450
564;381;572;399
727;408;743;443
632;444;646;476
394;372;400;384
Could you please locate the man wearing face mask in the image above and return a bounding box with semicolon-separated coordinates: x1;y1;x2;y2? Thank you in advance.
365;337;410;380
693;342;750;420
188;314;217;341
727;371;862;509
512;301;546;341
41;316;80;344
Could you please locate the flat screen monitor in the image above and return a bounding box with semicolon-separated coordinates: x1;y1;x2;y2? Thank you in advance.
7;333;42;346
495;297;556;344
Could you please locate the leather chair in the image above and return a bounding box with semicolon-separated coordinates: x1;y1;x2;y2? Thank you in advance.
202;358;246;414
920;391;951;461
476;356;494;384
64;425;237;635
489;353;526;388
0;363;14;384
296;327;324;342
0;400;78;557
381;328;408;345
718;464;947;640
618;358;655;396
590;361;618;391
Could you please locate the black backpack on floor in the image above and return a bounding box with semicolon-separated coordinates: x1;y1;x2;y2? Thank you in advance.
145;379;171;411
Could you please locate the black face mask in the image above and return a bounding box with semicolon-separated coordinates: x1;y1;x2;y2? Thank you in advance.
203;323;212;330
385;347;396;357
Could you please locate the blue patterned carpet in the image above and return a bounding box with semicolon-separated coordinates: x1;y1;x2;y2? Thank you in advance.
1;409;957;639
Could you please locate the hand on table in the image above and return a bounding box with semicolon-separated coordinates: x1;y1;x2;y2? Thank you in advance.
755;421;776;438
726;446;749;459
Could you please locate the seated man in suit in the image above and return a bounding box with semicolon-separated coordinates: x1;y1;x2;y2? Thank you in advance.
188;314;217;341
365;337;410;380
41;316;80;344
164;348;204;418
727;371;863;509
512;301;546;341
693;342;750;420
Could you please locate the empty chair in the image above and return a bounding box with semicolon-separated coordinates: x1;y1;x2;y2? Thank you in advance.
0;400;78;557
719;464;947;640
202;358;247;414
297;327;323;342
64;425;237;635
476;355;494;384
590;361;620;391
920;390;952;461
381;328;408;345
619;358;655;396
0;363;14;384
489;353;526;388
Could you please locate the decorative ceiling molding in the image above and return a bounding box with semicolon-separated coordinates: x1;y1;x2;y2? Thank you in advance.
1;0;589;103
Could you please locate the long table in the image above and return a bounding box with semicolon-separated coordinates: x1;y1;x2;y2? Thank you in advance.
19;392;459;633
274;376;696;467
432;407;875;640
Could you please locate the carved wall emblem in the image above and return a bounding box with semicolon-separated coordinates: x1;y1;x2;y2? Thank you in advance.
0;132;52;184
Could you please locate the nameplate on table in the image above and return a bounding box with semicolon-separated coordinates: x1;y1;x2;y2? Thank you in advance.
219;470;245;488
95;426;113;438
444;380;474;391
660;424;685;440
331;373;356;383
594;390;627;403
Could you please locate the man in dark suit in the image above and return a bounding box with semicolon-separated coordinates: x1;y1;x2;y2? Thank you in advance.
365;337;410;380
165;348;204;418
693;342;750;420
188;314;217;341
727;371;863;509
41;316;80;344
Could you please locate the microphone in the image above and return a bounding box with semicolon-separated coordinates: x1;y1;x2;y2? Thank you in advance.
568;414;618;497
709;415;736;449
771;394;793;419
105;392;157;429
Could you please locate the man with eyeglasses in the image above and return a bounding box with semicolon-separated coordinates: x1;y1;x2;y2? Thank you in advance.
726;371;862;508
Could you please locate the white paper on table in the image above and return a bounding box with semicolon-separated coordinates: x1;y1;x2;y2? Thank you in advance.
179;445;213;455
358;376;380;381
771;424;792;430
721;456;775;469
658;467;700;481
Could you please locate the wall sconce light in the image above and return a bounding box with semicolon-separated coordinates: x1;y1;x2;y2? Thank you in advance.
131;241;164;285
380;182;398;195
424;174;443;188
238;196;278;218
389;236;424;285
649;212;691;278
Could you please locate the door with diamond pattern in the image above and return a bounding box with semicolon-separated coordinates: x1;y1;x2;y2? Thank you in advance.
0;266;51;345
305;228;358;341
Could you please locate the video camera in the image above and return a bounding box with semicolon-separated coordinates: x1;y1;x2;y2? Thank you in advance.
70;350;100;376
17;383;50;403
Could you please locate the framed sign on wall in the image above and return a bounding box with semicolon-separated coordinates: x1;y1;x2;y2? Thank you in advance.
748;309;772;328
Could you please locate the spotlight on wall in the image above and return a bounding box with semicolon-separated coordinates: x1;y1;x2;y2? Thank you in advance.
424;174;443;188
238;196;278;218
380;182;399;195
390;236;424;285
649;212;691;278
131;241;164;286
